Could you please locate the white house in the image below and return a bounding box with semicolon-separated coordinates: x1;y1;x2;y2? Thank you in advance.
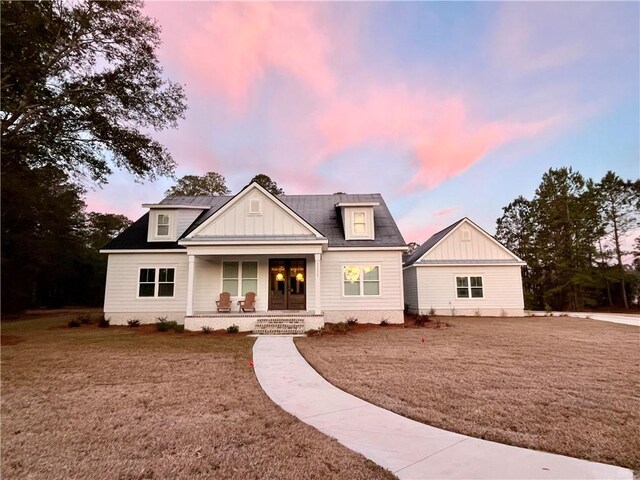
101;182;407;332
403;218;526;317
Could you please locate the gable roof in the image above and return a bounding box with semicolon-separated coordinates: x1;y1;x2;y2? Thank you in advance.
102;190;406;251
403;217;523;266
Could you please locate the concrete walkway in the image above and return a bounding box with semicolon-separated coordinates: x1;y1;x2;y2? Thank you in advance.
530;311;639;327
253;336;632;480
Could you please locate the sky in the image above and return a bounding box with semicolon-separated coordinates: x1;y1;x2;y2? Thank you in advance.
85;1;640;243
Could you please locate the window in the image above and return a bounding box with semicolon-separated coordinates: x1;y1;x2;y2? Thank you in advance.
456;276;483;298
157;214;170;236
222;261;258;296
139;268;175;297
353;211;366;235
343;265;380;296
139;269;156;297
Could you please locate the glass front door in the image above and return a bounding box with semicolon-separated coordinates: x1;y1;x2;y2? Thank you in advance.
268;259;306;310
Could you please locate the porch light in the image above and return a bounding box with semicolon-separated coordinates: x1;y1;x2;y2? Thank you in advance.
296;273;304;282
276;273;285;282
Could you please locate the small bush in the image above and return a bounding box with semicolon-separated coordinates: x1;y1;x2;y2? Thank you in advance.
334;321;349;334
544;303;553;314
201;326;213;334
98;316;110;328
68;318;81;328
226;324;239;334
174;324;185;333
346;316;358;326
428;307;436;316
415;314;429;326
155;316;175;332
379;318;389;326
474;309;481;317
127;319;141;328
78;313;92;325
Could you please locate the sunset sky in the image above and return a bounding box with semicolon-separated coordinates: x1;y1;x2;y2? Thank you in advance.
85;1;639;243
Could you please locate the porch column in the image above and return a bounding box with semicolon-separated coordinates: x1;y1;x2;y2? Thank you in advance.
314;253;321;315
186;254;195;316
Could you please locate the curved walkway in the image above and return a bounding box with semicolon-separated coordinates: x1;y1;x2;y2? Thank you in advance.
253;336;632;480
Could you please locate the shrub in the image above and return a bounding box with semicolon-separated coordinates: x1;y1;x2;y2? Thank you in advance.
78;313;92;325
474;309;481;317
544;303;553;314
68;318;81;328
334;321;349;334
428;306;436;316
127;319;141;328
155;316;175;332
201;326;213;334
226;324;239;334
346;316;358;326
98;316;110;328
174;324;185;333
379;318;389;326
415;314;429;326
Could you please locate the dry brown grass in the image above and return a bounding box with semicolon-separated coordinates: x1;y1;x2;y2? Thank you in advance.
1;313;394;480
296;316;640;473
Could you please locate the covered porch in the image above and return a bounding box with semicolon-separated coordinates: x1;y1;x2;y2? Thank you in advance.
182;242;326;332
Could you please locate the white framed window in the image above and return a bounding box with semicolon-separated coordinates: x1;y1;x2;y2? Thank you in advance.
353;211;366;235
138;267;175;298
343;265;380;296
157;214;171;236
456;276;483;298
222;261;258;296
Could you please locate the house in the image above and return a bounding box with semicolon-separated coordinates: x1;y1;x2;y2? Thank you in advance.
403;218;526;317
101;182;407;331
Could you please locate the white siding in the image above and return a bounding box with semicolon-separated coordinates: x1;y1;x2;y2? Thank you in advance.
195;190;314;237
321;250;404;314
415;265;524;316
176;210;204;237
104;253;188;323
425;223;515;261
403;265;419;313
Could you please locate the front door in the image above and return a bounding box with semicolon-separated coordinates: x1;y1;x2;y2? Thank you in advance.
268;259;306;310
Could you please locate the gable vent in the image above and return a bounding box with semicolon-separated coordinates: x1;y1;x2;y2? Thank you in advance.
461;229;471;241
249;199;262;215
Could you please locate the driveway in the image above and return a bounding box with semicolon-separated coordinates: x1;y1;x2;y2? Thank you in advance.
530;311;639;327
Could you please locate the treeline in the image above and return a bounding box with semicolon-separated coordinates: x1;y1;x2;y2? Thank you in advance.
1;164;132;314
496;168;640;311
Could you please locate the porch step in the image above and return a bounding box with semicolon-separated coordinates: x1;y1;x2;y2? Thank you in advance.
253;318;305;335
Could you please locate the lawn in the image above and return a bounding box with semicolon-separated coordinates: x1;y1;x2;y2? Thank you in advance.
1;312;394;480
296;316;640;473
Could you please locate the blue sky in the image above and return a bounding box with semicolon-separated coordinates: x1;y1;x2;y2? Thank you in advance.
85;1;639;243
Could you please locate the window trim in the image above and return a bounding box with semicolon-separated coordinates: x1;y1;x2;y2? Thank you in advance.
137;267;176;299
221;261;259;297
455;275;484;299
351;210;369;238
248;198;262;216
149;210;176;241
341;264;381;297
156;213;171;237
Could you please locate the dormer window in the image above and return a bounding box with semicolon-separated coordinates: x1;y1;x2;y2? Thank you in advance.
157;214;170;237
353;211;367;235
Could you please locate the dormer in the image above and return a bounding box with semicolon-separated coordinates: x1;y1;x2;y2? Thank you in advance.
336;202;379;240
143;203;209;242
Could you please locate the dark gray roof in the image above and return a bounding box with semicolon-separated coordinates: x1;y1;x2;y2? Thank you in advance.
103;193;406;250
403;218;465;266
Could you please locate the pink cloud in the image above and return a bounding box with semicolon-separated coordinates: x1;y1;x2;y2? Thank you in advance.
148;3;336;110
434;207;458;217
314;85;554;192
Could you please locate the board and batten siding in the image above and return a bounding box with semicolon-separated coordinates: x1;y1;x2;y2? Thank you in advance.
413;264;524;316
195;189;313;238
104;253;188;324
320;250;404;323
424;225;514;261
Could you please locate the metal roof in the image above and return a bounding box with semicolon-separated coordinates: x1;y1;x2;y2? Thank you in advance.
103;193;406;251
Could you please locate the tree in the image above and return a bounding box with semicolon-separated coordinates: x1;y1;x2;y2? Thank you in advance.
165;172;230;196
251;174;284;195
1;0;187;183
85;213;132;250
595;172;640;308
407;242;420;254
